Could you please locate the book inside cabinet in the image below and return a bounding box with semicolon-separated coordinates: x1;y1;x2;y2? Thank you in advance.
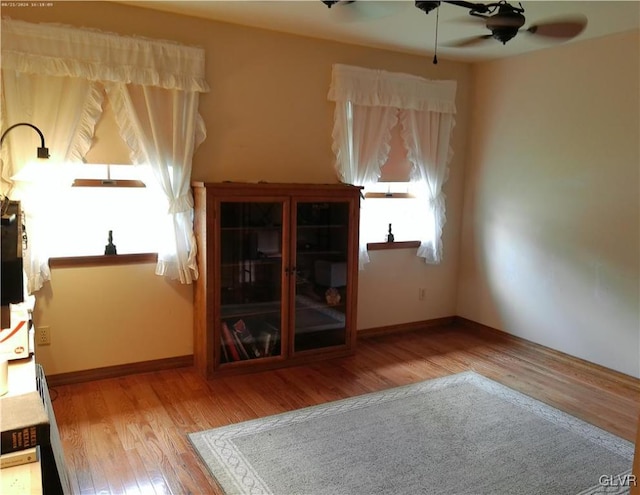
192;182;361;377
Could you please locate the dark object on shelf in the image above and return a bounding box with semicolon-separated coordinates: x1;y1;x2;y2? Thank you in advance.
325;287;341;306
315;261;347;288
220;318;281;364
387;223;395;243
0;390;50;454
104;230;117;255
1;122;49;311
1;199;25;307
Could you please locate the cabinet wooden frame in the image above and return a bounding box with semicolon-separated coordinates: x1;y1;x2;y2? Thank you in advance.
192;182;361;378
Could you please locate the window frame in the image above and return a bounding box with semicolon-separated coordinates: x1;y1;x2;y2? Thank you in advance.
362;181;423;249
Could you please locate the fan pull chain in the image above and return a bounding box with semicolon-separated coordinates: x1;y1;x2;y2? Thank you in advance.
432;5;439;65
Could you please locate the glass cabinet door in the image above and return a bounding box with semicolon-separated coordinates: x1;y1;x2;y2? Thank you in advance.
218;201;284;364
293;200;350;353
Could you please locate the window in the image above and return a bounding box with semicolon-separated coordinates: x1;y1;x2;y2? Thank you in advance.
361;121;425;246
364;182;419;244
42;166;169;258
4;17;207;289
328;64;457;267
26;94;169;259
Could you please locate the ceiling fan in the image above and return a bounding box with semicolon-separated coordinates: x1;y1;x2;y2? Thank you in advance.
429;1;588;47
323;1;587;47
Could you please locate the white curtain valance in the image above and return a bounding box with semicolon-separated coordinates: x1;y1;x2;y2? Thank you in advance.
329;64;457;267
328;64;456;114
2;18;209;286
1;18;209;92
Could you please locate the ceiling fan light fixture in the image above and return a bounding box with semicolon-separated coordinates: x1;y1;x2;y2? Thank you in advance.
485;5;525;44
490;26;518;44
415;1;441;15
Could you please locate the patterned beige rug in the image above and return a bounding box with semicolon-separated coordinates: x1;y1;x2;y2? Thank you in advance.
189;371;634;495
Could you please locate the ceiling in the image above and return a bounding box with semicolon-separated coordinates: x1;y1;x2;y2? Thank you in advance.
117;1;640;62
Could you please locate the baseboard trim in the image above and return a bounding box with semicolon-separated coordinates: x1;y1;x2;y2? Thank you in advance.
45;355;194;387
358;316;456;338
453;316;504;333
453;316;640;382
48;319;456;386
43;316;636;386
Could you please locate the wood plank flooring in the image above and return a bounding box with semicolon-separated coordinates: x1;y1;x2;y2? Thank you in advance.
49;323;640;495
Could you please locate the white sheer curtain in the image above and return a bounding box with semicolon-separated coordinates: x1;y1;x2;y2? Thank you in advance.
0;69;103;291
400;109;455;263
106;83;207;283
1;18;209;286
331;101;397;269
328;64;456;267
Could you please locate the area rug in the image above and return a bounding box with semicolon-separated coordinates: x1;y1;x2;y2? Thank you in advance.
188;371;634;495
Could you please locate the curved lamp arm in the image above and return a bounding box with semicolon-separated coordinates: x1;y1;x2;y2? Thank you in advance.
0;122;50;159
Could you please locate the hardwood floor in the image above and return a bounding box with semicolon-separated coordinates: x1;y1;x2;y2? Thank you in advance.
50;322;640;495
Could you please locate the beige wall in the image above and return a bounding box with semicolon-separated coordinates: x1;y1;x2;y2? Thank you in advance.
457;30;640;378
33;263;193;372
3;1;471;374
12;3;636;379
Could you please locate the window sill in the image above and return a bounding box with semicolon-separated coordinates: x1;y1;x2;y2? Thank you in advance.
367;241;420;251
49;253;158;268
364;192;414;199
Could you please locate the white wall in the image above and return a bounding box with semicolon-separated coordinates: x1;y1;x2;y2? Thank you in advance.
457;30;640;378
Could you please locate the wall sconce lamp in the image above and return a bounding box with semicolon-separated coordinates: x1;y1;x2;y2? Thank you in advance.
2;124;144;188
0;123;45;313
0;122;50;160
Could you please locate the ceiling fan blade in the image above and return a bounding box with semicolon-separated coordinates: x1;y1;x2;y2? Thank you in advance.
526;15;588;40
444;34;493;48
328;1;408;23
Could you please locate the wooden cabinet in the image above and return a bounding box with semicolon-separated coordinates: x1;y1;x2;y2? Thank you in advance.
192;182;361;378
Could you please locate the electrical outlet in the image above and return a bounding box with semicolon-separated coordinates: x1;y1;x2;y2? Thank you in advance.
418;288;426;301
37;326;51;346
